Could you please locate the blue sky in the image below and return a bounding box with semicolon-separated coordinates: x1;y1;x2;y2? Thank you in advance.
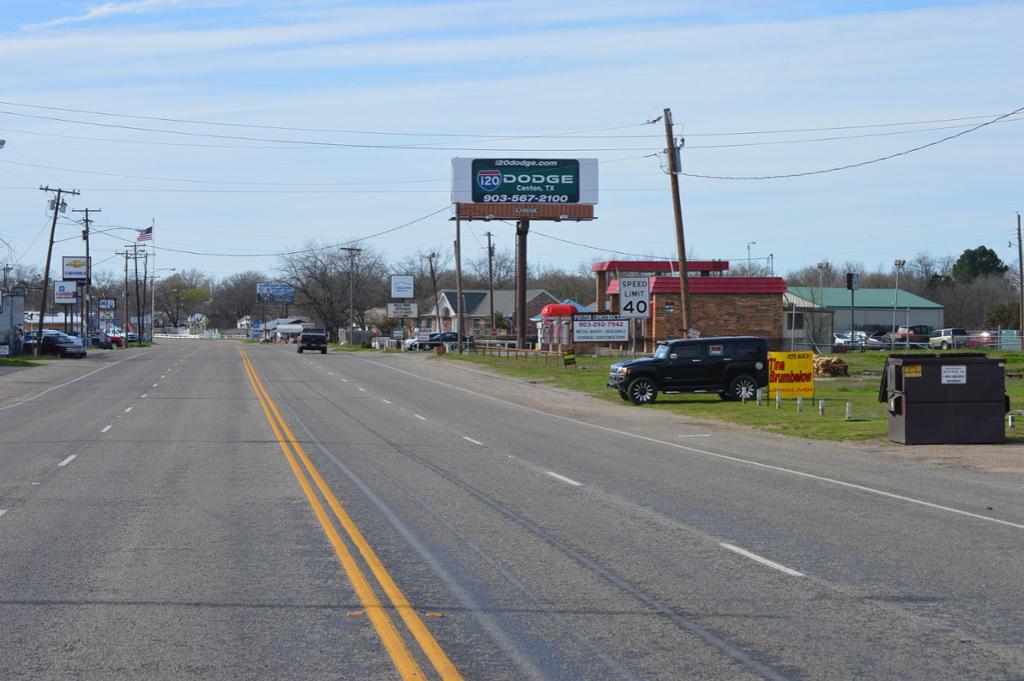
1;0;1022;282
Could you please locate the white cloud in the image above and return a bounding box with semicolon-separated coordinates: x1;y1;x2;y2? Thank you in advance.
23;0;202;31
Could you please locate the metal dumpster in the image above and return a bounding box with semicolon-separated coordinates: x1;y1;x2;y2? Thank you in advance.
879;354;1009;444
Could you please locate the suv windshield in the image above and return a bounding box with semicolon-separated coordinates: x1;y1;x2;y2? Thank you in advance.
653;344;670;360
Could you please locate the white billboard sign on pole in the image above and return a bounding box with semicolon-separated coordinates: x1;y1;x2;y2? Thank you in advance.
387;302;418;319
62;256;90;280
618;276;650;319
54;281;77;305
390;275;415;299
572;314;629;342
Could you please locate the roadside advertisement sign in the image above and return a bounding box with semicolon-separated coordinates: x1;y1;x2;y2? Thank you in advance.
390;275;414;299
418;329;431;342
451;158;599;205
768;351;815;398
54;281;77;305
256;283;295;304
387;302;418;319
572;314;628;342
391;328;405;339
98;298;116;310
62;256;90;280
618;276;650;319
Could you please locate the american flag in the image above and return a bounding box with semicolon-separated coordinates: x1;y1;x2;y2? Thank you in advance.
137;226;153;242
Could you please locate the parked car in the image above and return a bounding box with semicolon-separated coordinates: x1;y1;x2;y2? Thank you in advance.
608;336;769;405
411;332;474;351
928;327;968;350
90;332;114;349
895;325;932;344
297;328;328;354
40;332;87;358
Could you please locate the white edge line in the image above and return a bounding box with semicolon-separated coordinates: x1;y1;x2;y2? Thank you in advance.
414;414;427;421
0;350;152;412
462;436;483;445
58;454;77;467
720;543;804;577
100;425;112;433
546;471;582;487
361;357;1024;532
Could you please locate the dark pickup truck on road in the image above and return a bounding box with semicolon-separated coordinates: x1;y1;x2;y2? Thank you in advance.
297;329;328;354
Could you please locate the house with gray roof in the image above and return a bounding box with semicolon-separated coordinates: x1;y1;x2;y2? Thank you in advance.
424;288;559;337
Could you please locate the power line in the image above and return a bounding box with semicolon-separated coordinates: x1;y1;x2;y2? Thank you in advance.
90;206;451;258
679;105;1024;180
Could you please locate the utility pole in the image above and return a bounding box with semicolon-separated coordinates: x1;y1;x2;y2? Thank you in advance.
663;108;691;336
1017;211;1022;338
72;207;99;341
485;231;495;337
122;249;130;335
340;247;361;342
515;219;529;349
133;244;143;346
427;252;441;333
2;263;12;290
141;251;149;343
36;186;80;355
454;217;463;353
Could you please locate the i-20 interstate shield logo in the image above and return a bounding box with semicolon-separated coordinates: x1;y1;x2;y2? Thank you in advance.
476;169;502;192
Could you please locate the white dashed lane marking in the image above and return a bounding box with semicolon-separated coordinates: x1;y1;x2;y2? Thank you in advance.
719;543;805;577
101;425;112;433
414;414;427;421
358;387;366;392
58;455;77;467
0;509;7;519
124;407;133;413
545;471;582;487
462;436;483;445
381;399;392;404
140;394;147;399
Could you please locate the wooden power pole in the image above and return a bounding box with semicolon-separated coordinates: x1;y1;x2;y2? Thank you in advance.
663;108;691;336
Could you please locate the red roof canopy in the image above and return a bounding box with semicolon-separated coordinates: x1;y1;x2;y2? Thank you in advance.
606;276;786;295
591;260;729;273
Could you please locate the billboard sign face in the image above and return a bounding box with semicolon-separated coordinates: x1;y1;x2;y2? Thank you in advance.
98;298;116;310
572;314;628;342
54;281;77;305
256;283;295;304
618;276;650;319
390;275;414;299
62;256;90;280
387;302;418;319
452;158;598;205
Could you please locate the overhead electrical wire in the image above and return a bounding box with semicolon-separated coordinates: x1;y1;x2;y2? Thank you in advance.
678;105;1024;180
90;205;451;258
0;99;1014;138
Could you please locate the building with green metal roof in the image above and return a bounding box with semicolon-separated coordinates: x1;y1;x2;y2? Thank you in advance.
784;286;943;349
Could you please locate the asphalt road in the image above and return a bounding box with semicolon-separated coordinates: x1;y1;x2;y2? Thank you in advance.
2;340;1023;680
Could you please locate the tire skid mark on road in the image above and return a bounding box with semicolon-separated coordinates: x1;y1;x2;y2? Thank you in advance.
287;376;790;681
362;358;1024;532
719;543;804;577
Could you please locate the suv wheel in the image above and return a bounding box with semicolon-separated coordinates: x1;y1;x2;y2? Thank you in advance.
627;378;657;405
727;374;758;401
940;341;949;350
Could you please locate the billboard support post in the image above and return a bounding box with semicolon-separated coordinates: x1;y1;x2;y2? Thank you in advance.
516;220;529;350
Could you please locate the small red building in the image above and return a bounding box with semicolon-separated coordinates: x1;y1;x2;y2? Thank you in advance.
593;260;787;349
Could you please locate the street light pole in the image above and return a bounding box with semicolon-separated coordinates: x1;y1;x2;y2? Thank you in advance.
747;241;757;272
891;259;906;349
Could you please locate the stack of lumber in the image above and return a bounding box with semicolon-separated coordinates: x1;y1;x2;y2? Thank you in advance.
814;356;849;377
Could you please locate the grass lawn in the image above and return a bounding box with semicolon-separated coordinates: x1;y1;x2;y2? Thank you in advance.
445;349;1024;443
0;357;39;367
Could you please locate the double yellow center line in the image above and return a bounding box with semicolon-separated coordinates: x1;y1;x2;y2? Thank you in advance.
238;348;463;681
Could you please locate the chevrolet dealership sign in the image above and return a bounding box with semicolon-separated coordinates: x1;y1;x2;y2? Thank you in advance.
452;158;598;205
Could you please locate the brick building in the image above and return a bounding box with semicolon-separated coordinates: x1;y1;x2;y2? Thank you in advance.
594;260;787;350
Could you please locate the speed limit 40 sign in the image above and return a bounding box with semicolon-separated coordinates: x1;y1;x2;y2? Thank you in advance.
619;276;650;318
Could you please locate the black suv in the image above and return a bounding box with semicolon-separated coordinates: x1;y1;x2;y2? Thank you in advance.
297;329;328;354
608;336;769;405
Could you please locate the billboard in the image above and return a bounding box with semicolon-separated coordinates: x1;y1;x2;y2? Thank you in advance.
256;283;295;304
451;158;598;205
97;298;116;310
390;275;414;299
572;314;628;342
54;281;77;305
768;352;815;399
387;302;418;319
62;256;90;280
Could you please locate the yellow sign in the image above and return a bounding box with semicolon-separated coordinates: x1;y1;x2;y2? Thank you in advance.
903;364;922;378
768;351;814;398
